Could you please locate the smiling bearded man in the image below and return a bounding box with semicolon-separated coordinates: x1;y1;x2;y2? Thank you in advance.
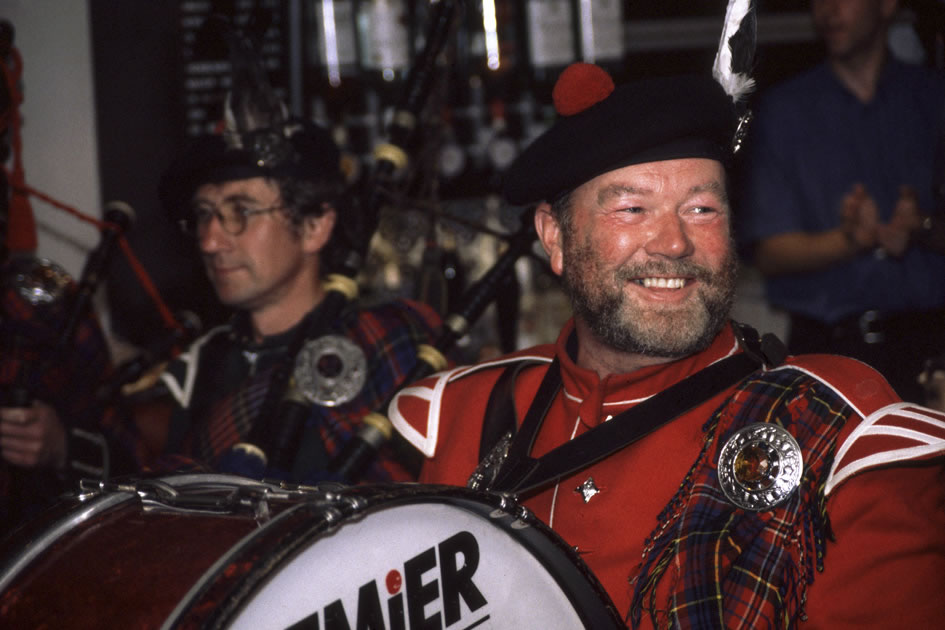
554;176;739;360
387;58;945;629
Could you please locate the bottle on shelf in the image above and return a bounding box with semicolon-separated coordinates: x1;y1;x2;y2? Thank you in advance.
574;0;626;69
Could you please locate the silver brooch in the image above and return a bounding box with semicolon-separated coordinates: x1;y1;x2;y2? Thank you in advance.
718;423;803;511
293;335;367;407
731;110;754;154
244;128;296;168
575;477;600;503
467;431;513;492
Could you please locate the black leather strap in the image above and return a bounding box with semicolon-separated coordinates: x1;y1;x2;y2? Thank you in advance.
489;323;785;495
479;359;544;461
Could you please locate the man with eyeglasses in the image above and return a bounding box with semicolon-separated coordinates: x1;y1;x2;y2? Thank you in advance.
134;118;442;483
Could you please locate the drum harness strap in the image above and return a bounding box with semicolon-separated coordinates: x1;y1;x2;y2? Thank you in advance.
474;323;787;496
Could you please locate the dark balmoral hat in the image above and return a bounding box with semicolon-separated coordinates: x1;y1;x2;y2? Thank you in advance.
159;120;342;223
159;17;343;223
503;0;757;205
503;67;740;205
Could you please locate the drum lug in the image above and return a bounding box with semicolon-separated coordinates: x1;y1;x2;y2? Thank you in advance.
321;507;345;525
76;478;140;501
510;504;536;529
467;431;513;492
253;499;271;521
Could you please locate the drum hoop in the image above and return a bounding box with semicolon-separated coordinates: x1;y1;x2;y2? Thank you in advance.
151;473;342;629
151;472;287;494
0;491;136;593
169;472;276;487
0;473;296;596
174;484;624;630
159;499;315;630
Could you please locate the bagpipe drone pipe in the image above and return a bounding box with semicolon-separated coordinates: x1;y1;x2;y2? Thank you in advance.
218;0;541;483
221;0;464;479
326;207;537;483
0;201;196;535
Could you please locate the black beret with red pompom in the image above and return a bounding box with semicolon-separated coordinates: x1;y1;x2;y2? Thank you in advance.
503;63;739;205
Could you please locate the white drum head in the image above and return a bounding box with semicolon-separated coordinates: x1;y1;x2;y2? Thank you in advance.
228;497;605;629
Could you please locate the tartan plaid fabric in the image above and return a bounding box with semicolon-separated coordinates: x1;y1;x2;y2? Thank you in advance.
0;266;116;530
0;279;113;430
629;367;847;629
155;298;441;482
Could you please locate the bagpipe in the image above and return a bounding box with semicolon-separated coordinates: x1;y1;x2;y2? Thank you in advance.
0;21;196;526
0;201;199;539
0;202;195;474
221;0;543;484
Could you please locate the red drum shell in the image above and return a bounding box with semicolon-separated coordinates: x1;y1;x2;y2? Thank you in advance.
1;501;258;629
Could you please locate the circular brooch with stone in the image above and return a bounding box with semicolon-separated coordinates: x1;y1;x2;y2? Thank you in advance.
717;423;803;511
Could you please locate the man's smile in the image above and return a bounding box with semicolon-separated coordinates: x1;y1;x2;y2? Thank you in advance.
633;277;689;289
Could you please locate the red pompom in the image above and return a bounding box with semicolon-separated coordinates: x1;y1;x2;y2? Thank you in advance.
552;63;615;116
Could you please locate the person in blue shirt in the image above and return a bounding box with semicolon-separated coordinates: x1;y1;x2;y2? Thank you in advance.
739;0;945;403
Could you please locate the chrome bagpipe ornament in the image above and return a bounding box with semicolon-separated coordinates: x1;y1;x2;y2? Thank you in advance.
0;256;75;408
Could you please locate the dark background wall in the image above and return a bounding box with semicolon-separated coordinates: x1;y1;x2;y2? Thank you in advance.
89;0;940;348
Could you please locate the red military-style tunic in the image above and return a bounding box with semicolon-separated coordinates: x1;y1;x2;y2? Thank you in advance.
389;320;945;628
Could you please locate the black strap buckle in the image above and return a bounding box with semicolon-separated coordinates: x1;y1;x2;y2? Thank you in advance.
732;322;788;368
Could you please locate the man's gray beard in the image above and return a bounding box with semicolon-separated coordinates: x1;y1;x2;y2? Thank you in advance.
561;241;739;359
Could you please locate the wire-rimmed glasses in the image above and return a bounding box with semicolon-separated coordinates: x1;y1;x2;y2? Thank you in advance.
179;203;286;238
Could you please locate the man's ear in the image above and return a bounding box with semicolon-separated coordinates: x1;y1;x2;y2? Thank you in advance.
534;202;564;276
302;204;337;254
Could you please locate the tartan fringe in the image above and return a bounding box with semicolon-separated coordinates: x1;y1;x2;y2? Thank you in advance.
627;369;850;629
630;417;722;628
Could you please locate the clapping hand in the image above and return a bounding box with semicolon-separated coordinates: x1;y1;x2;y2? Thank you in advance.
840;183;880;251
877;186;923;257
841;184;925;258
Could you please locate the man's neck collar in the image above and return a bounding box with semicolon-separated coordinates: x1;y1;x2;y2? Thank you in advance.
232;298;326;349
246;284;328;342
828;45;890;103
570;319;680;380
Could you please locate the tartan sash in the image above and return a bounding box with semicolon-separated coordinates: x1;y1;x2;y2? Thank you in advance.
630;367;849;629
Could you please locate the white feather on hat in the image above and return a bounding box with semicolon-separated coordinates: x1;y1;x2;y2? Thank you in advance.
712;0;757;103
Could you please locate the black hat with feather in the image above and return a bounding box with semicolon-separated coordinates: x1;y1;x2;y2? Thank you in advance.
503;0;757;206
159;17;344;224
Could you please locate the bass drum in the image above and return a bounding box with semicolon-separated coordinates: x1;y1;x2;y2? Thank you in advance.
0;474;623;629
